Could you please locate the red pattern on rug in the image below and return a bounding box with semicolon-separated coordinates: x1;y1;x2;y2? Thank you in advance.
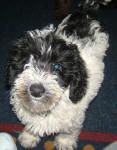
0;123;117;143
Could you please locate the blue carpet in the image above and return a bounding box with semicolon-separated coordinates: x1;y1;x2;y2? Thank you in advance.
0;0;117;150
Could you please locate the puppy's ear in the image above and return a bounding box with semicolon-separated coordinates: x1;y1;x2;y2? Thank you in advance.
5;37;31;90
69;62;87;103
5;47;21;90
6;61;15;90
5;32;38;90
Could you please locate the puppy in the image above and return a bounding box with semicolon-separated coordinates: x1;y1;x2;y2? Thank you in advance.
6;0;109;149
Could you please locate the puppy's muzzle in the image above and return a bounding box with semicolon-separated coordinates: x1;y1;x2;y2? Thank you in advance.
29;83;45;98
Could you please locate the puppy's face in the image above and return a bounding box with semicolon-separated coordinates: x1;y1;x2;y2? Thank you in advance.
6;31;87;114
12;56;65;114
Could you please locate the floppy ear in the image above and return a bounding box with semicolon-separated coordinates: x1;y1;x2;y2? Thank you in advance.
6;48;29;90
5;32;37;90
5;48;23;90
6;61;15;90
69;62;87;103
5;37;30;90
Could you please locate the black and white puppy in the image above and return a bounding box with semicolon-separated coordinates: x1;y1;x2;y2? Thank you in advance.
6;0;109;149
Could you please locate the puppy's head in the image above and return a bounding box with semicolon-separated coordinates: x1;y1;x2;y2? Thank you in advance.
6;30;87;114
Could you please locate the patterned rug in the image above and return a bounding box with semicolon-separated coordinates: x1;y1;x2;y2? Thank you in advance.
0;123;117;150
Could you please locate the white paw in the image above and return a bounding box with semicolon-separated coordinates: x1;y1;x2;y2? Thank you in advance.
55;134;77;150
18;131;40;148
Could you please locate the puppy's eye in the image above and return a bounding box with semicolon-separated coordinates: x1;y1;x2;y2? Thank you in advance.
54;64;62;71
24;64;30;70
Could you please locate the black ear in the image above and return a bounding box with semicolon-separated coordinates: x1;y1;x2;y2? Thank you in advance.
6;61;16;90
5;47;23;90
5;32;39;90
69;61;87;103
5;36;32;90
6;48;30;90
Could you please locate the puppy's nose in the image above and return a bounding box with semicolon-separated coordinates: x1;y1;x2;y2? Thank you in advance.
30;83;45;98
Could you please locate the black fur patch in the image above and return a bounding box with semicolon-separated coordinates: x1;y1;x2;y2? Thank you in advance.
50;36;88;103
59;0;106;39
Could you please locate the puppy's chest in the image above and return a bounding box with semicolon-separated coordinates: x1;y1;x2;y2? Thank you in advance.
26;105;76;136
39;114;72;136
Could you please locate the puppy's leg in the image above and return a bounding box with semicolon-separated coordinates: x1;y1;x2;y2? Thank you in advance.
18;130;41;148
55;130;79;150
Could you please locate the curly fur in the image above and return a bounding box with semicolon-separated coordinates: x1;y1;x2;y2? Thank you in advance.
6;0;109;149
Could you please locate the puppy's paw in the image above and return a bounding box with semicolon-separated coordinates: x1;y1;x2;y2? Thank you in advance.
55;134;77;150
18;131;41;148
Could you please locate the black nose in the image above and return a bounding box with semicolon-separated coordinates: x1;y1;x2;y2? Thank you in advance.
30;83;45;98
